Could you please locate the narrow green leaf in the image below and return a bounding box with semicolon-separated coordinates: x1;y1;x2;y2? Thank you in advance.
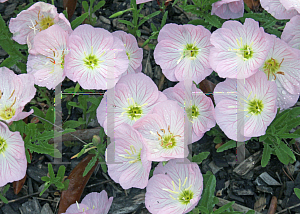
57;165;66;180
214;201;235;214
294;188;300;199
63;10;68;19
39;183;50;196
68;101;82;109
213;136;222;144
83;155;98;176
93;0;105;12
217;140;236;152
261;143;272;167
109;8;134;18
277;133;300;138
41;176;50;182
48;163;55;178
136;29;141;37
82;1;89;12
138;11;161;27
279;141;296;161
245;210;255;214
188;19;206;26
2;185;9;194
199;173;216;212
259;134;268;142
63;179;70;190
63;120;86;129
271;109;290;128
161;11;168;28
151;23;158;32
192;152;210;163
274;146;291;165
118;19;135;27
71;13;89;30
197;206;209;214
0;56;20;68
286;117;300;131
0;195;8;204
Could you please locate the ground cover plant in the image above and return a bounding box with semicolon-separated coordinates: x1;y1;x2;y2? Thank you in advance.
0;0;300;213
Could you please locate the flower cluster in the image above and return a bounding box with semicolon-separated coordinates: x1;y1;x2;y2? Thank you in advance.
2;0;300;213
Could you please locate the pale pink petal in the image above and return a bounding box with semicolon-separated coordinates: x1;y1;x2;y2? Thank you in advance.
260;0;299;19
212;0;244;19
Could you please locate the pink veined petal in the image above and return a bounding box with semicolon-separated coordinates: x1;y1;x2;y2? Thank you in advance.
212;0;244;19
81;191;113;214
136;0;153;4
279;0;300;13
276;81;299;110
260;0;299;19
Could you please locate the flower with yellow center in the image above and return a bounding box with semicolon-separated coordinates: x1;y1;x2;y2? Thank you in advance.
133;100;187;162
106;124;152;189
145;159;203;214
27;25;69;89
259;34;300;110
214;70;277;142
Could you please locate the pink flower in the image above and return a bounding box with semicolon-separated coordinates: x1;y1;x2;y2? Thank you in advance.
209;18;271;79
133;100;188;162
211;0;244;19
259;34;300;109
9;2;72;46
279;0;300;13
154;24;213;84
0;121;27;187
281;15;300;51
0;0;8;3
137;0;152;4
97;73;168;136
260;0;299;19
145;159;203;214
214;71;277;142
63;191;113;214
0;67;36;123
163;81;216;143
27;25;69;89
64;24;129;90
112;31;143;76
106;123;151;189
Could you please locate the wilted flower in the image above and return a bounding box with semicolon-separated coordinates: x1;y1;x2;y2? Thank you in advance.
259;34;300;109
64;24;129;90
281;15;300;51
209;18;271;79
27;25;69;89
106;123;151;189
145;159;203;214
0;67;36;123
112;31;143;76
163;81;215;143
97;73;167;136
63;191;113;214
260;0;299;19
154;23;213;84
9;2;72;46
0;121;27;187
214;71;277;141
211;0;244;19
133;100;188;161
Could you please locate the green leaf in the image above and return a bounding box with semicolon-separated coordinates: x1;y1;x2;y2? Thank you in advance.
217;140;236;152
82;1;89;12
138;11;161;27
26;141;62;158
279;141;296;161
136;29;141;37
213;136;222;144
48;163;55;179
0;194;8;204
63;10;68;19
2;185;9;194
161;11;168;28
55;182;64;189
39;182;50;196
199;173;216;213
274;146;292;165
245;210;255;214
118;19;135;27
277;133;300;138
45;106;55;130
63;120;86;129
150;23;158;32
83;155;98;177
271;109;290;128
261;143;272;167
192;152;210;163
259;134;268;142
109;8;134;18
205;14;222;28
197;206;209;214
41;176;50;182
68;101;83;109
63;179;70;190
214;201;235;214
0;56;20;68
57;165;66;180
188;19;206;26
93;0;105;12
71;13;89;30
287;117;300;131
294;188;300;199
